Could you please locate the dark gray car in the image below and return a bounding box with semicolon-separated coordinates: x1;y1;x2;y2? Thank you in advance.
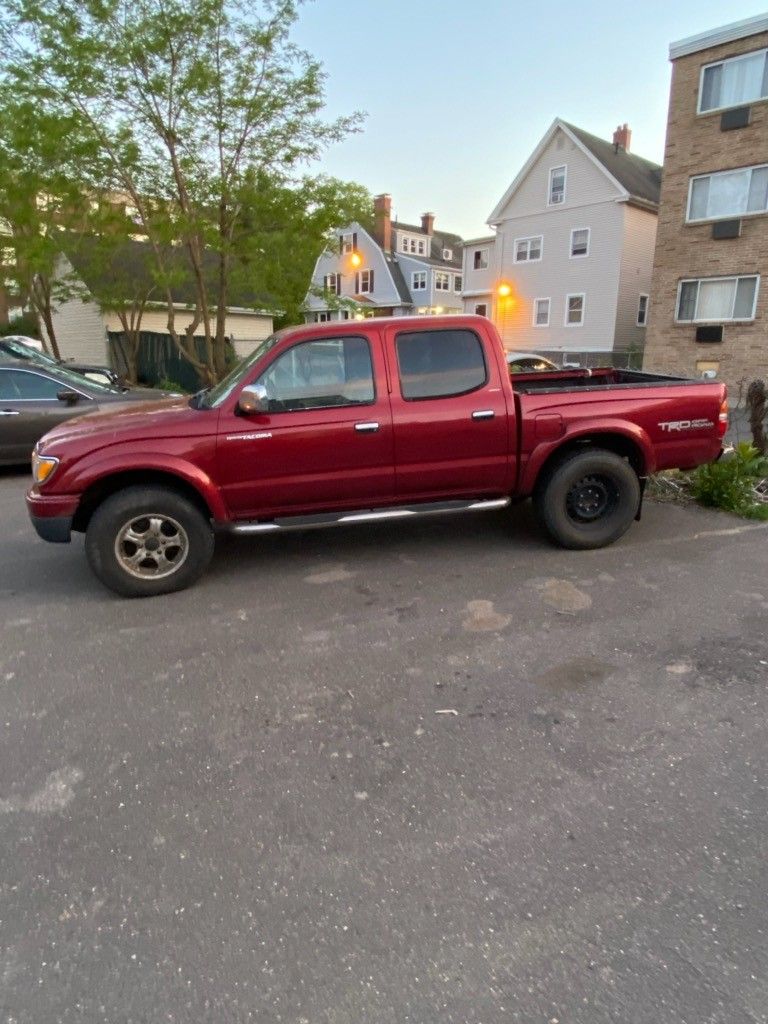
0;361;173;465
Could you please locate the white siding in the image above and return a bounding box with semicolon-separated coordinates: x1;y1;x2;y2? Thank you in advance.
51;295;109;364
305;223;403;314
493;200;624;354
492;128;623;223
614;205;657;353
102;309;273;357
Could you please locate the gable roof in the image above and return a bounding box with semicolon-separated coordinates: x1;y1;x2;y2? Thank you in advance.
384;253;414;306
487;118;661;224
563;123;661;208
63;235;274;310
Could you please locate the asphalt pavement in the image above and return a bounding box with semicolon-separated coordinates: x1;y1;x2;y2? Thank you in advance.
2;467;768;1024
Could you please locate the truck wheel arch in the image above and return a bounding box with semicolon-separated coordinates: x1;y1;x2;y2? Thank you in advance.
527;431;651;498
71;468;218;534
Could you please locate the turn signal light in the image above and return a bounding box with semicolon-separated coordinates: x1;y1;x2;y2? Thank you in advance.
32;452;59;485
718;396;729;438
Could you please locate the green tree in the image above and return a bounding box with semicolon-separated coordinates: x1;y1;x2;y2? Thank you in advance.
0;0;364;384
0;92;94;358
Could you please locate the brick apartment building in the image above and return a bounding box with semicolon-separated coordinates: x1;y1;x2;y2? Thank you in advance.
644;13;768;396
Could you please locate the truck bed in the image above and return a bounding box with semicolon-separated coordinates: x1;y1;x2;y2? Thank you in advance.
513;367;697;394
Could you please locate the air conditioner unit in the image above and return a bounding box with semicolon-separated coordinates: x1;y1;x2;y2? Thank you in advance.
442;248;453;260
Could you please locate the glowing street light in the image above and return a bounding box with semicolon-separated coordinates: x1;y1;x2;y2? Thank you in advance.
349;251;362;268
497;282;512;298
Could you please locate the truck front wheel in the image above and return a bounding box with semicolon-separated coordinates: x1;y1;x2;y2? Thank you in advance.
85;485;214;597
534;448;641;550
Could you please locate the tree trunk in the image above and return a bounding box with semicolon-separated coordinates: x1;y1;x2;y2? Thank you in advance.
747;380;767;454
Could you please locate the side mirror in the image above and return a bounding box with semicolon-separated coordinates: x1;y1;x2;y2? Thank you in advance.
237;383;269;415
57;389;80;406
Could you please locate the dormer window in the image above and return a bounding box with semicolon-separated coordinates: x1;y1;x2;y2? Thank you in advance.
400;235;426;256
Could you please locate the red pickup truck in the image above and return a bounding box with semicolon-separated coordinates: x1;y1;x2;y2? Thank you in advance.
27;315;727;597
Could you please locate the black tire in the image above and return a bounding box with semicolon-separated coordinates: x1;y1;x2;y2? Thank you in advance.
533;448;640;550
85;485;214;597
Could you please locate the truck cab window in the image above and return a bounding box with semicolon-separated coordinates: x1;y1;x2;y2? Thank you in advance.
257;336;375;411
395;329;487;400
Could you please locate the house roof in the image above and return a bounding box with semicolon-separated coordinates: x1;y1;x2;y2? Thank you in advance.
64;236;273;311
563;123;662;208
384;254;414;306
487;118;662;224
392;221;464;268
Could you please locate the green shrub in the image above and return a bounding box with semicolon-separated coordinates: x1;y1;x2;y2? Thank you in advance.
691;442;768;519
154;378;189;394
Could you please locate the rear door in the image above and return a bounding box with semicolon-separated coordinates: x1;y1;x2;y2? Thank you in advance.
383;324;513;500
0;367;95;462
216;330;395;518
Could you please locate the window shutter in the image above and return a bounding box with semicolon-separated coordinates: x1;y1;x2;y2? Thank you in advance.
353;231;358;250
369;269;374;292
339;235;344;255
336;275;341;295
354;272;359;293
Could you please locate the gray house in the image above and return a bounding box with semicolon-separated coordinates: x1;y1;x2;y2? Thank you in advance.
304;194;463;322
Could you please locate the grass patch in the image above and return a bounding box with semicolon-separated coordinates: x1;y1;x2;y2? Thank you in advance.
650;442;768;520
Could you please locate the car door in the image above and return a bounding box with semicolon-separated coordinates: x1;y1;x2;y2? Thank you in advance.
216;330;395;518
383;324;513;500
0;367;95;462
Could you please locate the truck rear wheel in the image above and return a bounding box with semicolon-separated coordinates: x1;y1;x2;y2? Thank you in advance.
85;485;214;597
534;448;640;550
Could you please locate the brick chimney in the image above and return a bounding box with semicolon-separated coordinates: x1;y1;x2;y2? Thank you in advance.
612;123;631;152
421;211;435;236
373;193;392;252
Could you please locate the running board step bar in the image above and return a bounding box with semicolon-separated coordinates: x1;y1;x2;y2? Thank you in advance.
228;497;510;535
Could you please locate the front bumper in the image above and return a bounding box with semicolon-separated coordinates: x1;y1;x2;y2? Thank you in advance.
26;489;79;544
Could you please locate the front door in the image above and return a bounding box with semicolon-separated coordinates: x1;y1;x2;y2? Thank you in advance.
0;367;96;462
216;331;395;518
382;324;513;500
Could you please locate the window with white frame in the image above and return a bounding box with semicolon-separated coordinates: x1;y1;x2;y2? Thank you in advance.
676;275;759;322
549;165;566;205
401;235;426;256
474;303;488;317
411;271;427;291
570;228;590;258
341;233;355;253
637;294;649;326
473;248;489;270
453;275;462;293
533;298;550;327
699;48;768;113
323;273;341;295
565;293;585;326
315;312;331;323
356;269;374;294
514;236;543;262
687;164;768;221
435;271;450;291
442;248;453;260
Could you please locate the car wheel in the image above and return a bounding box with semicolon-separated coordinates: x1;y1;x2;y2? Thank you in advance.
85;486;214;597
534;448;640;550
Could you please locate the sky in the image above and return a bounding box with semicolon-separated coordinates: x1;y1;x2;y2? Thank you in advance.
292;0;767;239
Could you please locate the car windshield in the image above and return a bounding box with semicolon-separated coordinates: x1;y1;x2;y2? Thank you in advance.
199;333;284;408
51;362;123;394
0;338;59;366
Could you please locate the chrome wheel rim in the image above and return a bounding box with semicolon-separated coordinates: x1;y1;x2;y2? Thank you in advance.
114;513;189;579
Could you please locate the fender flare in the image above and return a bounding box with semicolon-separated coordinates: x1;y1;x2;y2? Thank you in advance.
64;451;230;523
521;420;656;495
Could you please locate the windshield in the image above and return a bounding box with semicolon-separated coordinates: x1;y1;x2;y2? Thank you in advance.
52;362;123;394
0;337;59;366
201;333;284;408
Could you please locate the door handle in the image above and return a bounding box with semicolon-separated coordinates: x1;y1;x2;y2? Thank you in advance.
0;410;20;416
472;410;495;420
355;421;380;433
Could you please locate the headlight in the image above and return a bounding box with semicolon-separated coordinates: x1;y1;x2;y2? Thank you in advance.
32;451;60;486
